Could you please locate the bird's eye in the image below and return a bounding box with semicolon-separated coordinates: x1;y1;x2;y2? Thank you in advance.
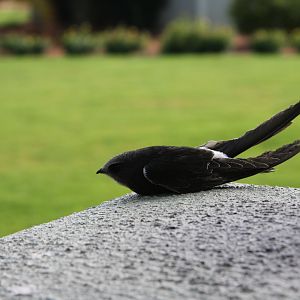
108;162;122;173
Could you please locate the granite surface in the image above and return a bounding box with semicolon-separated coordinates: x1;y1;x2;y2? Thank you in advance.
0;184;299;300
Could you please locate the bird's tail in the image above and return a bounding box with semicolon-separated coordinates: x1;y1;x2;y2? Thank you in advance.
210;141;300;189
206;101;300;158
249;140;300;170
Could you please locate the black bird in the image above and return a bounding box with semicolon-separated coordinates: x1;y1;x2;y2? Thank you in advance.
97;102;300;195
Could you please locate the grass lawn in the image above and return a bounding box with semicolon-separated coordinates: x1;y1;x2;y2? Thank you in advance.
0;55;299;237
0;8;30;27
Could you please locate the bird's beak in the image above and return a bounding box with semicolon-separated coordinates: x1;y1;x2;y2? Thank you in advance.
96;168;105;174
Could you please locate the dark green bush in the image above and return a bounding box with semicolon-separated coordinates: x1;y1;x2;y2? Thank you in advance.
199;30;232;53
231;0;300;34
290;29;300;52
250;30;285;53
161;19;202;53
103;27;146;54
1;34;49;55
62;25;96;55
161;19;231;54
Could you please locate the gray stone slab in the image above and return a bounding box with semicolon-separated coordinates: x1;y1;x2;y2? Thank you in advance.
0;184;299;300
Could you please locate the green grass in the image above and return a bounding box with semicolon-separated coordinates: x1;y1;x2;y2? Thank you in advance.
0;55;299;237
0;9;30;27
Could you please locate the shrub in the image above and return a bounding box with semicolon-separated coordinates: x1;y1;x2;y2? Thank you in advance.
1;34;49;55
161;19;231;54
290;29;300;52
161;19;202;53
231;0;300;34
62;25;96;55
250;30;285;53
199;29;232;53
103;27;146;54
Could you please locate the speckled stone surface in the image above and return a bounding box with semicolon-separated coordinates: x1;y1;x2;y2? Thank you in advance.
0;184;299;300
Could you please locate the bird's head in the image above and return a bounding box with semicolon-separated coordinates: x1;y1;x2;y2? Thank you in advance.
96;146;163;190
96;150;143;186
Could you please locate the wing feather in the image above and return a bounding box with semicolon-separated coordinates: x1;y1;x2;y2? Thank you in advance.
143;151;270;193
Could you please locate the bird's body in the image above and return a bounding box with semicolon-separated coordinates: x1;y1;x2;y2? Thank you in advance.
97;102;300;195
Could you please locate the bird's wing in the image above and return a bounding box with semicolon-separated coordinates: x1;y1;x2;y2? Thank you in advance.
143;149;213;193
143;151;269;193
200;101;300;158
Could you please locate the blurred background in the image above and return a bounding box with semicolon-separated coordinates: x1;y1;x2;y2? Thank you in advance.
0;0;299;237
